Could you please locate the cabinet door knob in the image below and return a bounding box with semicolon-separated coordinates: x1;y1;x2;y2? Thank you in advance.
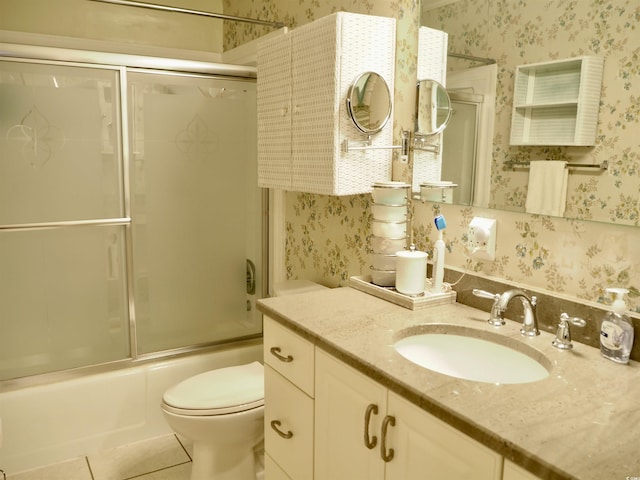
380;415;395;463
363;403;378;449
270;346;293;363
270;420;293;439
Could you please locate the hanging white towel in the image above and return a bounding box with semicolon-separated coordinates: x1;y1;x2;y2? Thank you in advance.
525;160;568;216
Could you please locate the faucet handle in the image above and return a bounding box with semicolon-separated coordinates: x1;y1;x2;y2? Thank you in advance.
472;289;499;300
472;289;505;326
552;313;586;350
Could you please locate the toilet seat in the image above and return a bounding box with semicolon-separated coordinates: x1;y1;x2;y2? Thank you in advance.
162;361;264;416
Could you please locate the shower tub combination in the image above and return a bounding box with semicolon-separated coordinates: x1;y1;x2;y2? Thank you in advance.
0;42;264;474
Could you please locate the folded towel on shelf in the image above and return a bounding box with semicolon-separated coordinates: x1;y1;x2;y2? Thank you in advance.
525;160;568;216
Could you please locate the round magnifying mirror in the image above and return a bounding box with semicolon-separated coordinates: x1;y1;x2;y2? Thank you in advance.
415;79;452;136
346;72;392;134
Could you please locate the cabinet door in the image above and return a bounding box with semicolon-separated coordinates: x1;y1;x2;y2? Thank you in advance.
257;33;292;189
265;452;292;480
265;365;314;480
315;348;386;480
386;391;502;480
289;22;338;195
503;460;541;480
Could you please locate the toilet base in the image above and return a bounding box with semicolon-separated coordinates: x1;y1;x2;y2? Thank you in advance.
190;441;258;480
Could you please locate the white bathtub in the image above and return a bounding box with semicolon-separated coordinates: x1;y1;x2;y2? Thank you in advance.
0;340;263;474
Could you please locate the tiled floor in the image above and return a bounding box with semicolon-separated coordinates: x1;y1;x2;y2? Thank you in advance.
6;434;263;480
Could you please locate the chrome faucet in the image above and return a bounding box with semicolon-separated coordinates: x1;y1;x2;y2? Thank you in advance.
473;288;540;336
495;289;540;336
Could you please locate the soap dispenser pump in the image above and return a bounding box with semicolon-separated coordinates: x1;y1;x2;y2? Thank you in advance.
600;288;634;364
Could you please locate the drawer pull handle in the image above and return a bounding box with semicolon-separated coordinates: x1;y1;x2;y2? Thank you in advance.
364;403;378;449
270;346;293;363
270;420;293;439
380;415;395;463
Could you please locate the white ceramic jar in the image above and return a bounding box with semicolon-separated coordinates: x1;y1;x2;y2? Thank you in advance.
395;249;428;296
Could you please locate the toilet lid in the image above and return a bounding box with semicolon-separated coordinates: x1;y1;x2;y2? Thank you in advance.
163;361;264;415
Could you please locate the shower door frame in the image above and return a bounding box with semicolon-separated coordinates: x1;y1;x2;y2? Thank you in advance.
0;43;266;390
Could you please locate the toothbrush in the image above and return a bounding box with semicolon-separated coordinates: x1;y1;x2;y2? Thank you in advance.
432;215;446;293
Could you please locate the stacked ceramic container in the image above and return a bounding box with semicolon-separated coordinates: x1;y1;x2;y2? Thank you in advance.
370;182;411;286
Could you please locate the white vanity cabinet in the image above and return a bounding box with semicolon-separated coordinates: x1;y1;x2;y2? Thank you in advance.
509;56;603;146
264;319;545;480
257;12;396;195
263;317;315;480
503;460;543;480
314;348;503;480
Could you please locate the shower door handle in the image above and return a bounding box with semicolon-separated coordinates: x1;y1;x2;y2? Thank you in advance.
246;258;256;295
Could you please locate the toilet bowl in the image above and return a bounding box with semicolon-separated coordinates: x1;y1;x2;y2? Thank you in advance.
161;281;328;480
161;361;264;480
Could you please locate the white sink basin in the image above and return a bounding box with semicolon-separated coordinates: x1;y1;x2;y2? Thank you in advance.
394;326;550;385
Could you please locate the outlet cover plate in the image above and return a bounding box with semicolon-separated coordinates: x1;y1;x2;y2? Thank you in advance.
469;217;497;261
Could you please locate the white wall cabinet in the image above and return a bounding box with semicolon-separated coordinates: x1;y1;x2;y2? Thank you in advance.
257;12;396;195
509;56;603;146
314;348;503;480
412;26;449;193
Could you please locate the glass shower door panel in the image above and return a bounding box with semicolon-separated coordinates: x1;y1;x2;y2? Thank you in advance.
0;226;129;381
0;60;123;224
0;60;129;381
441;101;478;206
128;72;259;354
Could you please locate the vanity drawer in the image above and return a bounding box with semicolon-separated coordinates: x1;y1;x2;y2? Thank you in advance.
265;365;314;480
264;316;315;396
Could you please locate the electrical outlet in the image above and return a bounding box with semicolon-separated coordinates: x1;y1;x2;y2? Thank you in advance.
468;217;497;261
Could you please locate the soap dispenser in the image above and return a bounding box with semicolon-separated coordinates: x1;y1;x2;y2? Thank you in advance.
600;288;634;364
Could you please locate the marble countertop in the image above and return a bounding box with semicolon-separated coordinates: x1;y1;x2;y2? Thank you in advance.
257;286;640;480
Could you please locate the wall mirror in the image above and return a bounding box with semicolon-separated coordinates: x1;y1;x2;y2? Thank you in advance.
415;79;452;136
419;0;639;227
346;71;392;134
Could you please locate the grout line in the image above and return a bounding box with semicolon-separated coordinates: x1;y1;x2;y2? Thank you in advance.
173;434;192;462
84;456;95;480
124;461;192;480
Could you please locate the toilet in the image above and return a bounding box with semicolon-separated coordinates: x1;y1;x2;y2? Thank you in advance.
161;280;327;480
161;361;265;480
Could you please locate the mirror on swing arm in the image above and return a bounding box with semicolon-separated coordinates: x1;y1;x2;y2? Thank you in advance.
415;79;452;136
346;71;392;134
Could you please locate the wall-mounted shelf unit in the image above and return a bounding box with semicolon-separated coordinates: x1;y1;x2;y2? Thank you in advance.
509;56;603;146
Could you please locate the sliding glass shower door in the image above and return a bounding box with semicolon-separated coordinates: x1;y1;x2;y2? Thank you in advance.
0;56;261;382
0;60;129;380
127;71;260;354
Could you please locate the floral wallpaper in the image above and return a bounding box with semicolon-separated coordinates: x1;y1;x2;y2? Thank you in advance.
425;0;639;227
225;0;639;313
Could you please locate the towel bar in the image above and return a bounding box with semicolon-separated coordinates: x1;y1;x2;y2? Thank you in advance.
503;160;608;171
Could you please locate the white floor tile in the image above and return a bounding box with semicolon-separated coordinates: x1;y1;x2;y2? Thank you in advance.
88;434;190;480
7;457;92;480
132;462;192;480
